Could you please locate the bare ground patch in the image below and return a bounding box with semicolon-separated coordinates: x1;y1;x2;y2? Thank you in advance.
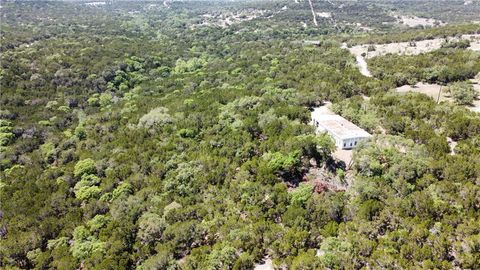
391;13;445;28
395;82;480;112
332;149;353;168
347;34;480;59
303;159;347;193
191;9;269;29
254;258;273;270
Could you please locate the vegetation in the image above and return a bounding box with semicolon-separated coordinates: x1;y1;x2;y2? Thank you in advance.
1;1;480;269
345;23;480;45
368;48;480;86
445;81;478;105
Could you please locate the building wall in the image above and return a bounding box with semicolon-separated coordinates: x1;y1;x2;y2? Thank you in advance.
332;136;342;149
314;121;369;149
339;137;368;149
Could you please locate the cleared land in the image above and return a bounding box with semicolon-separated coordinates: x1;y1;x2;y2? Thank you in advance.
395;81;480;112
332;149;353;167
191;9;269;29
348;34;480;59
390;13;445;28
396;83;445;101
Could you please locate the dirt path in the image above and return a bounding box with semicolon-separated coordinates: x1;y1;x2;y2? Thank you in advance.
308;0;318;26
355;55;372;77
310;102;334;124
342;42;372;77
325;0;335;6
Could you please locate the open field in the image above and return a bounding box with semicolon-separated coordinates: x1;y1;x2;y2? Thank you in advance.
390;12;445;28
348;34;480;59
191;9;269;29
396;83;445;101
395;81;480;112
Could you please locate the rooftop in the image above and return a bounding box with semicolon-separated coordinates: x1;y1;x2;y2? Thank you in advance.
312;113;371;140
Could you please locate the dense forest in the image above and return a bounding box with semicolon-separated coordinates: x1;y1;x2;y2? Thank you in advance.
1;1;479;269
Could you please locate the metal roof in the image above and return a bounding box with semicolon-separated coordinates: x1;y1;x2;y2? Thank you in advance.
312;114;371;140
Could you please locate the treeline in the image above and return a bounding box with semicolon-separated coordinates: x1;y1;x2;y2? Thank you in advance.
344;23;480;46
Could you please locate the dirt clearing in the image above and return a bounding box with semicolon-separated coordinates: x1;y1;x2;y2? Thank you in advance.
391;13;445;28
254;258;273;270
347;34;480;59
395;82;480;112
332;149;353;167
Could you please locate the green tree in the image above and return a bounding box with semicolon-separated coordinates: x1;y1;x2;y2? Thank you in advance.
291;250;321;270
74;158;97;178
289;183;313;207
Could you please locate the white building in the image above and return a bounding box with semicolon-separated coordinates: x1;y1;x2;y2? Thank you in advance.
312;113;371;150
85;2;106;7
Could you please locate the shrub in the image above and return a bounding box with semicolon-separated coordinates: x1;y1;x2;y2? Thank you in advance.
74;158;97;178
290;183;313;206
74;185;101;200
445;81;477;105
137;107;173;129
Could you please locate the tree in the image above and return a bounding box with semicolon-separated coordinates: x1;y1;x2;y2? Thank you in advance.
291;250;321;270
263;151;300;175
318;237;353;269
137;251;173;270
74;174;101;200
206;243;238;269
87;215;110;232
0;119;14;146
289;183;313;207
137;212;166;244
74;158;97;178
137;107;173;130
70;226;105;260
232;253;254;270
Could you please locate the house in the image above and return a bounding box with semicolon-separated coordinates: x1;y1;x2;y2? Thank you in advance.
312;113;371;149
